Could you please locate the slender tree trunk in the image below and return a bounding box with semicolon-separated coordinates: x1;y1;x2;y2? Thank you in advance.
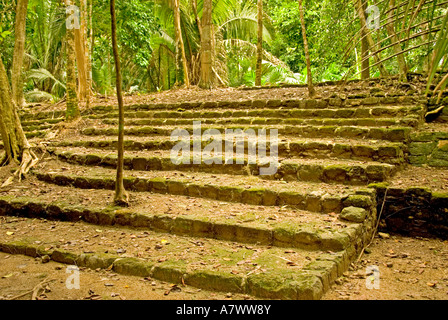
298;0;315;97
255;0;263;87
82;0;92;106
192;0;202;39
386;0;408;81
110;0;129;206
354;0;389;78
361;0;370;79
66;0;80;120
89;0;94;89
74;7;88;102
199;0;213;89
11;0;29;108
174;0;190;87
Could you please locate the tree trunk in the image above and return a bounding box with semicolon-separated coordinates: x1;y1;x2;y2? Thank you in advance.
298;0;315;97
0;54;38;186
110;0;129;206
11;0;29;109
191;0;202;39
174;0;190;87
199;0;213;89
0;56;28;164
255;0;263;87
82;0;92;106
66;0;80;120
361;0;370;80
386;0;408;81
74;2;88;102
354;0;389;78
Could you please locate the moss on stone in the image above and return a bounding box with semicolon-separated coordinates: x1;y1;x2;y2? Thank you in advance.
151;262;187;284
343;195;373;209
247;272;322;300
185;270;243;293
242;188;265;205
113;258;152;277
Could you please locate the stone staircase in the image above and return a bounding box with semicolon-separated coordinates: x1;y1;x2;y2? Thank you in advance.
0;90;429;299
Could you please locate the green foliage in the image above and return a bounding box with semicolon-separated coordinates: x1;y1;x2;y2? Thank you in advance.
264;0;355;82
4;0;447;98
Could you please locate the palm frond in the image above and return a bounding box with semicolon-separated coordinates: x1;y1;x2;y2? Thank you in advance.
26;68;66;92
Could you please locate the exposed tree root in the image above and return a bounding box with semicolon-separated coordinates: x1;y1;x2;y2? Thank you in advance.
1;144;46;188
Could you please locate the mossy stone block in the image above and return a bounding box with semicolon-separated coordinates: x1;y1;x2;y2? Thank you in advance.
235;225;272;245
150;177;168;193
113;258;152;277
152;262;187;284
51;249;80;265
409;142;436;156
247;272;322;300
340;206;367;223
323;166;348;183
217;186;244;203
298;164;323;182
278;191;305;207
167;180;187;195
185;270;243;293
343;195;373;209
242;188;264;205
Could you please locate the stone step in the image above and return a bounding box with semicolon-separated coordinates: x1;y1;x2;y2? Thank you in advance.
21;118;64;127
99;117;420;128
19;110;66;121
34;159;375;214
22;123;54;131
48;147;397;185
87;105;424;122
0;187;367;253
51;136;406;165
88;95;420;113
0;209;361;299
25;129;49;139
81;124;412;142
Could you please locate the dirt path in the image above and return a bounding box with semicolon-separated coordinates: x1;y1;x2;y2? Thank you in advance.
322;234;448;300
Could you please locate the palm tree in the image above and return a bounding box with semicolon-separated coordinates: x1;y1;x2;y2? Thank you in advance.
151;0;292;89
26;0;67;100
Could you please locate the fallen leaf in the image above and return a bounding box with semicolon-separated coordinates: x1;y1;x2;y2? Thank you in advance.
6;231;14;236
1;273;13;278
